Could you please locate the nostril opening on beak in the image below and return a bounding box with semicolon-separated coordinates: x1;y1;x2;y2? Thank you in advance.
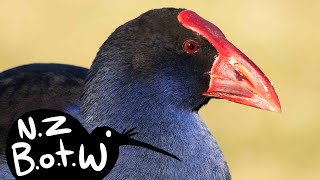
229;59;248;82
234;69;246;81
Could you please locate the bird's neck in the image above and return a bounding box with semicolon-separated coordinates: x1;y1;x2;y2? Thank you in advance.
81;78;189;130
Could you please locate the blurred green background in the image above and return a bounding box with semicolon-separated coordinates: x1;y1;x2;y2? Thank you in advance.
0;0;319;179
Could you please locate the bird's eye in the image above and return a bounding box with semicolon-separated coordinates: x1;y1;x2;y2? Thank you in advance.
183;40;199;54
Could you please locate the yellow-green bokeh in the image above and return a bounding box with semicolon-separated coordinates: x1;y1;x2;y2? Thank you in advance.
1;1;319;179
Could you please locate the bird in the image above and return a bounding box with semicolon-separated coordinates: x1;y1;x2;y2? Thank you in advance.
0;8;281;179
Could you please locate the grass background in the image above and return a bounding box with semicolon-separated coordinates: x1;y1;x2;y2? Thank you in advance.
1;0;319;179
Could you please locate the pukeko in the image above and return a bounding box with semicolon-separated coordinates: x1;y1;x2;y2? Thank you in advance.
0;8;280;179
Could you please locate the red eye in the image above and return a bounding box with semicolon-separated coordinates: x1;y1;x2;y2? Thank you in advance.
183;40;199;54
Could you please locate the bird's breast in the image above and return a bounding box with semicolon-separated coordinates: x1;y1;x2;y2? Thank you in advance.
100;111;231;179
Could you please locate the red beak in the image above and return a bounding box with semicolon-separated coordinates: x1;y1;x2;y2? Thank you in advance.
178;10;281;112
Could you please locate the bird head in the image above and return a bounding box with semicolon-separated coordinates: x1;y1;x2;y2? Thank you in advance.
84;8;280;113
